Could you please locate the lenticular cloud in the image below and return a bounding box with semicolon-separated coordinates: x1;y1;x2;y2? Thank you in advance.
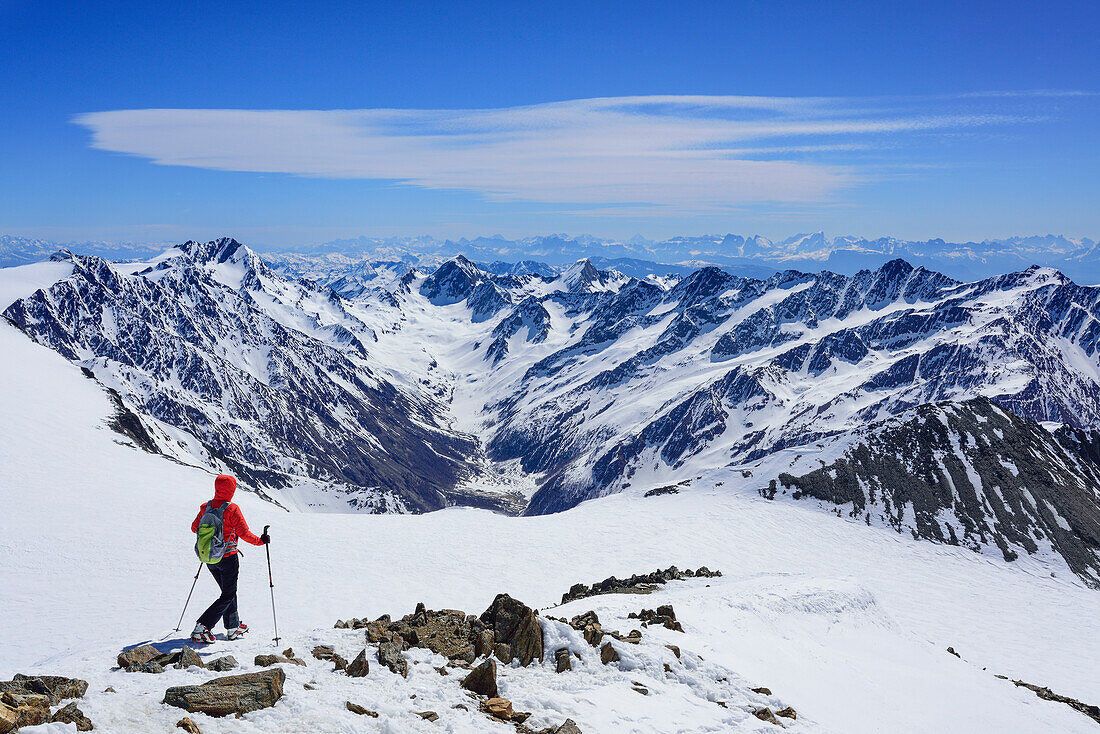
73;95;1016;209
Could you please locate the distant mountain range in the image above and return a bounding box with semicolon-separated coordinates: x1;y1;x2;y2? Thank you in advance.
4;237;1100;585
5;231;1100;282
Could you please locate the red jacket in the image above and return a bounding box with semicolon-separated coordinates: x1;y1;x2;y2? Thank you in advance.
191;475;263;555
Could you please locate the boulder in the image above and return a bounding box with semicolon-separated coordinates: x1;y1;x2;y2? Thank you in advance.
162;667;286;717
556;720;583;734
346;701;379;717
311;645;335;660
416;711;439;721
176;646;205;670
480;594;543;666
331;653;348;672
176;717;202;733
377;639;408;677
493;643;512;663
555;648;572;673
600;642;619;665
776;706;797;720
481;697;514;720
205;656;238;672
3;675;88;706
118;644;161;669
50;701;94;731
255;654;305;668
346;649;369;677
753;707;779;724
0;691;50;733
461;658;498;698
665;645;681;659
751;687;772;696
140;662;165;674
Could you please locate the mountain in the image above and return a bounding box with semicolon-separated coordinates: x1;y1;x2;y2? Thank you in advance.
0;234;165;267
6;240;1100;585
771;397;1100;587
1;239;520;514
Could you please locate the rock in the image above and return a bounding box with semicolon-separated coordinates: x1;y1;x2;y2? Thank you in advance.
481;697;514;720
117;644;161;669
513;711;532;723
103;688;115;693
474;630;495;658
50;701;94;731
776;706;797;720
346;701;379;717
206;656;238;672
303;683;316;690
632;684;649;695
176;717;202;733
416;710;439;721
569;611;604;647
162;667;286;717
461;658;498;698
346;649;369;677
752;687;773;696
556;719;583;734
600;642;619;665
754;707;780;724
377;639;409;677
665;645;681;659
947;646;960;658
435;666;449;676
0;691;50;732
282;648;296;659
331;653;348;672
140;662;166;674
480;594;543;666
255;654;305;667
311;645;335;660
493;643;513;663
4;675;88;705
176;646;205;670
555;647;572;673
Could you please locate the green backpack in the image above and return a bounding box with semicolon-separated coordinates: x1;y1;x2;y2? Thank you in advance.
194;502;231;564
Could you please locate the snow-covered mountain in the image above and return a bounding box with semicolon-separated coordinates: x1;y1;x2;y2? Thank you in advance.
6;239;1100;585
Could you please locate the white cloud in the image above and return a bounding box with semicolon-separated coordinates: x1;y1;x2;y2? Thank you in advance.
73;95;1027;209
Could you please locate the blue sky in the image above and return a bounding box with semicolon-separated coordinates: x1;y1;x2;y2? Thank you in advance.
2;0;1098;247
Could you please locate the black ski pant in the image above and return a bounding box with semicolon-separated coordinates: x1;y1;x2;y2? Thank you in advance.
198;552;240;631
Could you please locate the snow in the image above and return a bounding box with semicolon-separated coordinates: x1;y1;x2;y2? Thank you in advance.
3;319;1100;733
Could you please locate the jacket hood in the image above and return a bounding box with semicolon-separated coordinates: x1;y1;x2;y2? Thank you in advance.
213;474;237;503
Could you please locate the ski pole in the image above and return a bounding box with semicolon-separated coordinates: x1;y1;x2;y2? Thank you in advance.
174;563;203;632
263;525;281;645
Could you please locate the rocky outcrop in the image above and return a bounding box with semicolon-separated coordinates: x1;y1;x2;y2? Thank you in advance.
559;566;722;604
162;668;285;717
628;604;683;632
377;639;408;677
480;594;544;666
1011;679;1100;724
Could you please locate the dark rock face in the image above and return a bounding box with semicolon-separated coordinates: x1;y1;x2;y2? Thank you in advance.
777;397;1100;586
162;667;285;717
599;642;620;665
461;658;498;698
377;639;408;677
479;594;544;666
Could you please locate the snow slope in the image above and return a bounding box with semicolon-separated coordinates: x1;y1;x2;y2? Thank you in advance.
2;313;1099;733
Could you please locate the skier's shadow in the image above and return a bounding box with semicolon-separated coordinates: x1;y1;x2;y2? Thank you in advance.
124;636;224;656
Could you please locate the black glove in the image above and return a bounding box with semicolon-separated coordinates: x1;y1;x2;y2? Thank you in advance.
260;531;270;545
